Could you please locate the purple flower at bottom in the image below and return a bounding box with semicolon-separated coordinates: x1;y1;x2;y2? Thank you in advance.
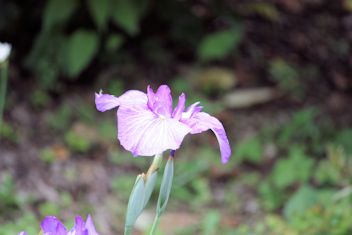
95;84;232;164
18;215;99;235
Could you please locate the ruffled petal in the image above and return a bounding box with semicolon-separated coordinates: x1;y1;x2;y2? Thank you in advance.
117;105;191;156
146;85;173;117
95;90;147;112
181;102;202;120
183;112;231;164
41;216;67;235
95;93;120;112
172;93;186;120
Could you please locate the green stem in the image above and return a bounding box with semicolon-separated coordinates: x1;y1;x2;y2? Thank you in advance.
124;225;132;235
149;213;161;235
0;60;8;134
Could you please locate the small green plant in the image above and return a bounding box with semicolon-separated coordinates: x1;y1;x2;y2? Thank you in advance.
0;173;19;212
235;136;263;164
271;146;314;189
198;24;244;62
269;58;303;98
64;130;92;153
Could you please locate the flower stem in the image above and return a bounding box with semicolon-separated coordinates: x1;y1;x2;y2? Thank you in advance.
124;225;132;235
0;60;8;135
149;213;161;235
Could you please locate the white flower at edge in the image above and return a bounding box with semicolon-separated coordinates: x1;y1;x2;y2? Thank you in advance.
0;42;11;63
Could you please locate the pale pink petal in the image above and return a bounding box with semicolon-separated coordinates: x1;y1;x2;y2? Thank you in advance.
95;90;147;112
95;93;120;112
17;232;27;235
146;85;173;117
147;85;156;109
117;105;191;156
183;112;231;164
172;93;186;120
118;90;148;107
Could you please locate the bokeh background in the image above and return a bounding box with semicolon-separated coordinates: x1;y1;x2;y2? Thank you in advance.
1;0;352;234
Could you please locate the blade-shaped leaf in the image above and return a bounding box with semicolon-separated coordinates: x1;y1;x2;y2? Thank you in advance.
197;24;243;62
143;171;157;208
65;30;99;77
87;0;110;30
125;175;145;227
43;0;78;30
157;157;174;214
111;0;149;35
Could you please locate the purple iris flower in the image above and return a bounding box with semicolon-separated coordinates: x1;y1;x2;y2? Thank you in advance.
95;85;231;164
18;215;99;235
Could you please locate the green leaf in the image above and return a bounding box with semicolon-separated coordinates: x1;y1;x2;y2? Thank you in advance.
87;0;110;30
39;202;60;216
271;146;314;189
198;25;243;62
333;128;352;154
125;175;145;228
201;211;221;235
105;34;124;52
283;185;318;221
269;58;302;97
157;157;174;214
43;0;78;30
143;171;157;208
258;181;286;210
64;130;91;153
313;160;340;185
65;30;99;77
235;137;263;164
111;0;148;35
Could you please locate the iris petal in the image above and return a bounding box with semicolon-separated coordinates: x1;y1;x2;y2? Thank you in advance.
183;112;231;164
95;90;147;112
146;85;173;117
85;215;99;235
117;105;191;156
41;216;67;235
172;93;186;120
68;216;85;235
95;93;120;112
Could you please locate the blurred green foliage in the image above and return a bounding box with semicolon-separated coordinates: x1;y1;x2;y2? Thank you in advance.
197;25;243;62
1;0;246;89
235;136;263;164
64;130;92;153
0;213;38;235
0;173;19;212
